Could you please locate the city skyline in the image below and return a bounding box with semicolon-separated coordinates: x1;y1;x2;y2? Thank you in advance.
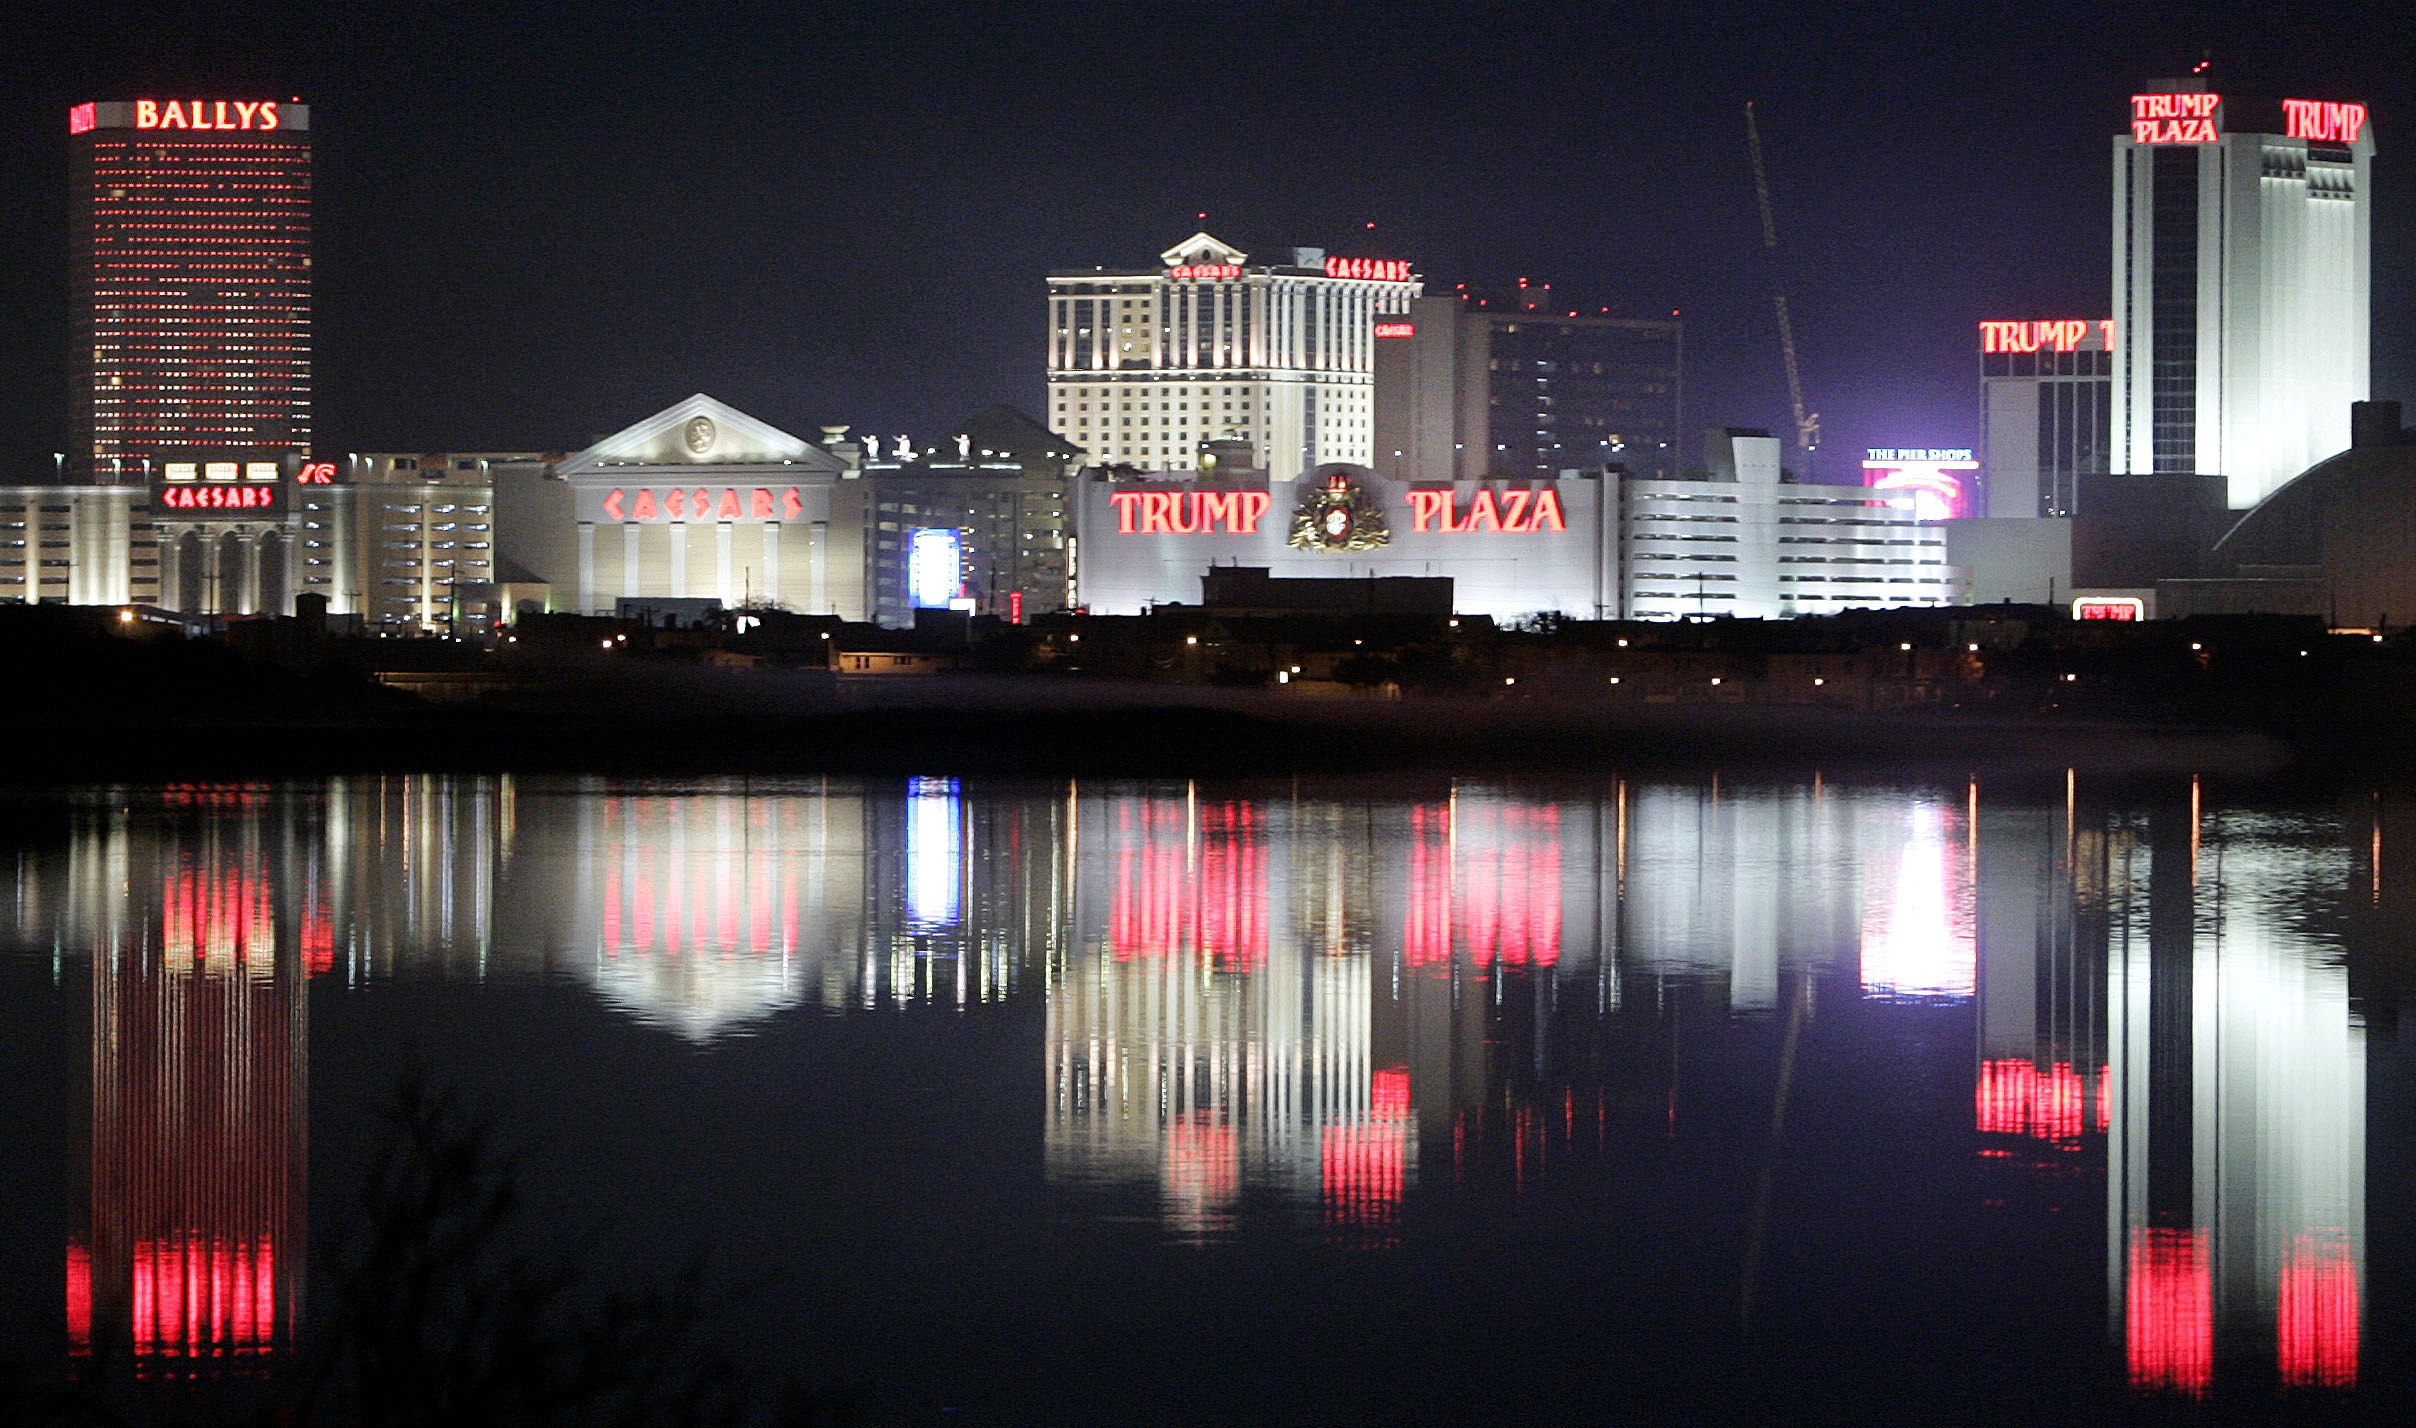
0;2;2409;482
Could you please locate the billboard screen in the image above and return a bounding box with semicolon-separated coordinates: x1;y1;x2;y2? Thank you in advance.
148;452;292;519
908;528;963;608
1862;448;1977;521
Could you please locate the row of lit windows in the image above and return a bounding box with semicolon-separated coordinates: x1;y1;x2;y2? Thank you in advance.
86;223;308;235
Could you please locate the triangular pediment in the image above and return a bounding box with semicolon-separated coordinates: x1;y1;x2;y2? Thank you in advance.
557;394;842;474
1159;232;1248;267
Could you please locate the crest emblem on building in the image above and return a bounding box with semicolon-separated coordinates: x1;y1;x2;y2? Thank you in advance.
1288;470;1390;553
684;416;718;455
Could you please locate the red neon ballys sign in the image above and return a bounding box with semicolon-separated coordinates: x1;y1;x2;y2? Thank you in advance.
602;487;806;522
133;100;285;131
1109;489;1273;535
1324;257;1412;282
157;485;276;510
1407;488;1567;534
2131;93;2219;145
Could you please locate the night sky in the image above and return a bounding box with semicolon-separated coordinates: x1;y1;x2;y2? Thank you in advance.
2;1;2411;479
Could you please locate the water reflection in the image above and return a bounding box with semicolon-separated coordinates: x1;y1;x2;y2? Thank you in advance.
2105;797;2365;1394
68;786;308;1375
4;773;2395;1405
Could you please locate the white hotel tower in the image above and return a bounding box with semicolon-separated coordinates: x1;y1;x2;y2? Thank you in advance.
2111;79;2375;509
1046;233;1419;481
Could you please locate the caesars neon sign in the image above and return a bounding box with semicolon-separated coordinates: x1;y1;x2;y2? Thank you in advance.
1168;264;1242;280
1373;322;1416;338
157;485;277;510
1324;257;1413;282
1979;320;2116;354
601;487;806;522
2072;597;2143;621
1109;490;1274;535
1408;488;1567;534
2283;99;2368;144
2131;92;2219;145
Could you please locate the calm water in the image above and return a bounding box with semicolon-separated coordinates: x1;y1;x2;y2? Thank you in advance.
2;773;2409;1423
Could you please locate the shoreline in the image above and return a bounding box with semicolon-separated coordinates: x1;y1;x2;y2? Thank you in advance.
0;675;2310;784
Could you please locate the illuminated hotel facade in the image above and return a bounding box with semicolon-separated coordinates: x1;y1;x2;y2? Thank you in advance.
1046;233;1419;481
1979;319;2114;518
1372;292;1684;483
2111;81;2374;509
1074;433;1954;623
62;98;314;614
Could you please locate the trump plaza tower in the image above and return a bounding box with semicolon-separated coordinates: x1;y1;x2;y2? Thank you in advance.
2111;80;2373;509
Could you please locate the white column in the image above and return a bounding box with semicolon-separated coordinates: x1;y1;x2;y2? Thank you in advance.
715;521;734;605
16;496;34;603
762;522;782;606
1215;282;1229;367
809;521;828;613
621;522;641;604
668;522;687;597
240;531;262;614
577;522;596;614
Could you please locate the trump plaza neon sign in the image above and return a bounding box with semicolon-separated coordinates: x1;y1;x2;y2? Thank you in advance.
601;487;806;522
2283;99;2368;144
1109;489;1274;534
1408;488;1567;533
2131;92;2220;145
1109;486;1569;536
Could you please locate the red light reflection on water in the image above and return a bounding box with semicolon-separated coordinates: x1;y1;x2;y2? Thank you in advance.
162;868;275;964
2127;1227;2212;1395
1404;802;1562;968
124;1238;276;1360
1323;1065;1413;1240
1975;1060;2108;1146
1163;1115;1240;1233
2278;1231;2359;1388
1108;801;1266;971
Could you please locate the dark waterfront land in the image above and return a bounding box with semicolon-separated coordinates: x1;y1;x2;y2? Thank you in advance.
7;600;2406;783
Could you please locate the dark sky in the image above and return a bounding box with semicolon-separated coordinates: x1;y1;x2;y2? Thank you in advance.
2;0;2412;478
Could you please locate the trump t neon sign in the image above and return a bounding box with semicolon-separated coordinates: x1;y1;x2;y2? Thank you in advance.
1979;320;2116;354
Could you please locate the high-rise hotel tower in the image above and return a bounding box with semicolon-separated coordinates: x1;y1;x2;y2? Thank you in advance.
69;99;313;483
1046;233;1419;481
2111;79;2373;509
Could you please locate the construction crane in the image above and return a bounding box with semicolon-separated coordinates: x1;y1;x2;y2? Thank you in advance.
1744;101;1820;480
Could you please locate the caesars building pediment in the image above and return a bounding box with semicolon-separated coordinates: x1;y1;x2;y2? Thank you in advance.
556;394;846;477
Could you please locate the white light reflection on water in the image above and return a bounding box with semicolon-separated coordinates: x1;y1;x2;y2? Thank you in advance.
0;773;2388;1402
